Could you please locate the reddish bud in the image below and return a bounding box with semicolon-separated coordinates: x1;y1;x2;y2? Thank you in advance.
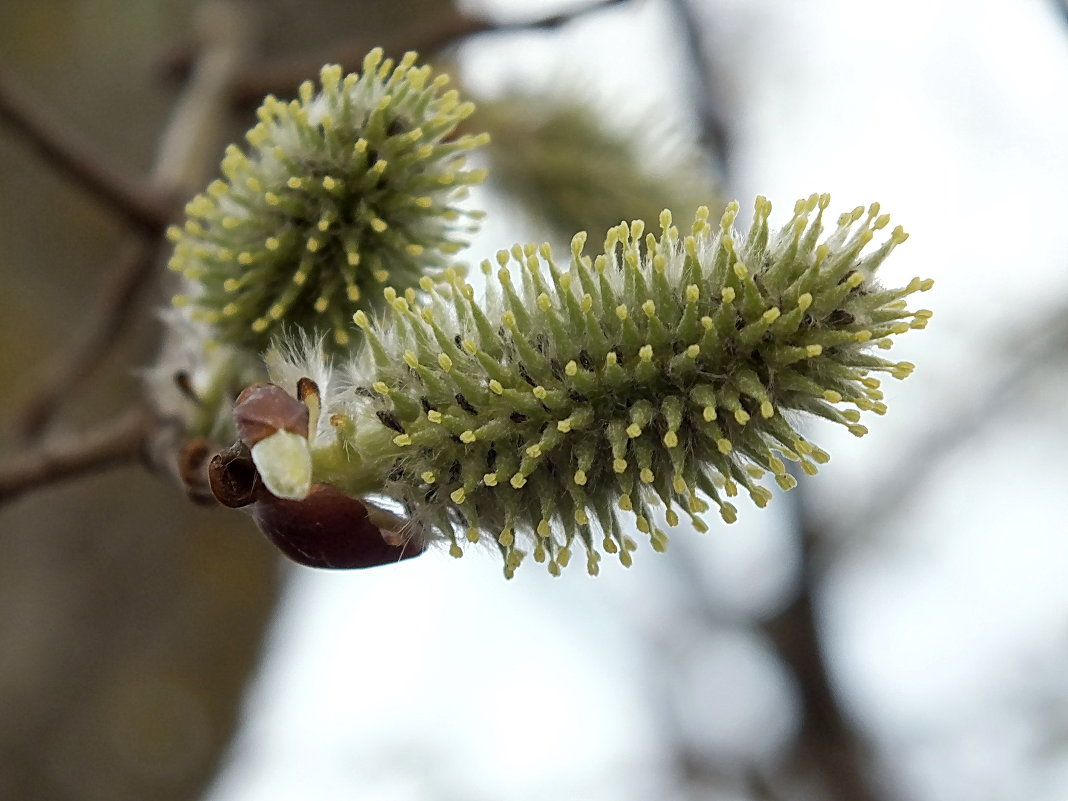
252;483;425;569
233;383;309;447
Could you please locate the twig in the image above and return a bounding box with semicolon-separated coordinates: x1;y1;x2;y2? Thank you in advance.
662;0;732;179
839;311;1068;540
0;70;174;233
163;0;633;107
16;238;161;440
763;485;883;801
0;406;151;506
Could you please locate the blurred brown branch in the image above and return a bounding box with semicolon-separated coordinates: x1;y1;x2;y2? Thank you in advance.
10;0;255;444
662;0;732;178
162;0;633;107
15;238;162;441
0;71;175;233
765;487;882;801
840;309;1068;540
0;406;151;505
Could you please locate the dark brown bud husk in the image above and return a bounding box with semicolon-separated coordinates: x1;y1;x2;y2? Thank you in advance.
233;382;309;447
252;483;425;569
208;441;265;508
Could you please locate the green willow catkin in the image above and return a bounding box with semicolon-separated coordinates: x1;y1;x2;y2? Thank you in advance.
263;194;932;577
167;49;488;352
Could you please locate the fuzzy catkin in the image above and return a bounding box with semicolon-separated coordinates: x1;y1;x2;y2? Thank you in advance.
167;49;488;353
298;194;932;577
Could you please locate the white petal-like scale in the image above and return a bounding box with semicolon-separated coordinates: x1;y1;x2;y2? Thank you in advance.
252;430;312;500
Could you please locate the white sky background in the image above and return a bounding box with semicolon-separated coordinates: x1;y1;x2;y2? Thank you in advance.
204;2;1068;800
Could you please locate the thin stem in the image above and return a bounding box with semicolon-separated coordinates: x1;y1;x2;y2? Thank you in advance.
0;70;174;232
0;407;151;506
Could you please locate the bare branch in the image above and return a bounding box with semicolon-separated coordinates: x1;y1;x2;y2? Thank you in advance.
662;0;733;179
840;311;1068;539
0;407;151;506
0;70;174;232
764;485;883;801
163;0;633;107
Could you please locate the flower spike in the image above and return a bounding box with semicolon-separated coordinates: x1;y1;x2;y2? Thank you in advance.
167;50;488;352
248;195;932;576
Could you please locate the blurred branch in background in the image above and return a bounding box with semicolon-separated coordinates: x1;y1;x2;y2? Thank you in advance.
0;406;150;506
4;0;254;443
0;3;279;801
161;0;634;108
1055;0;1068;28
661;0;732;179
840;307;1068;539
0;71;175;234
13;239;161;441
765;488;880;801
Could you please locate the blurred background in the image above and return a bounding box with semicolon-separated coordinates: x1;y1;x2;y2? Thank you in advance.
2;1;1068;800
